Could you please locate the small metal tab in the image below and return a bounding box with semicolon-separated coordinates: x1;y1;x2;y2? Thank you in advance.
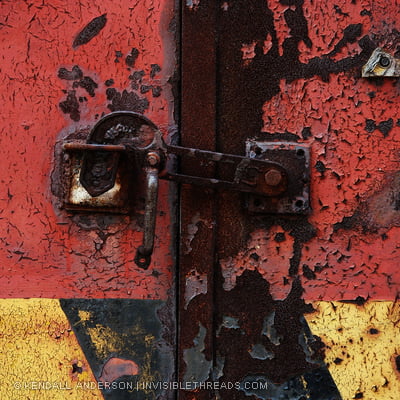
245;141;310;214
362;48;400;77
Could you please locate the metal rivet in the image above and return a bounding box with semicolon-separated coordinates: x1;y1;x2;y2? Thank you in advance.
264;169;283;186
379;55;390;68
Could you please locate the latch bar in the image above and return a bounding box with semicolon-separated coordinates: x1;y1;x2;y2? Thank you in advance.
60;112;310;270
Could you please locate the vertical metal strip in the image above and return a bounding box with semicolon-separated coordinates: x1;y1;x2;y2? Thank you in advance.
179;0;218;399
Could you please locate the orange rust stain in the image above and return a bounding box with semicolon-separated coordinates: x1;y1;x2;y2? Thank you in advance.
99;357;139;383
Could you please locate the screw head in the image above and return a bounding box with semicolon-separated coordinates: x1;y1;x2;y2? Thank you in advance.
379;55;390;68
264;169;283;186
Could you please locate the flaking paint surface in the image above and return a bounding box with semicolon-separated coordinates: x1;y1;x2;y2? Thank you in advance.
217;0;400;302
189;0;400;398
0;299;102;400
305;302;400;400
0;0;176;299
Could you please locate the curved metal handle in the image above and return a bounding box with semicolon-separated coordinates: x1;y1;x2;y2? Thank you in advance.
134;153;160;269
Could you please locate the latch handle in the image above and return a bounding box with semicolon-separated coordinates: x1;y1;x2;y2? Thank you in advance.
62;112;309;271
134;152;160;269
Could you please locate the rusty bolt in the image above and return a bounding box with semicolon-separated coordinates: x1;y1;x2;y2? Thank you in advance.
147;152;160;166
379;55;390;68
264;169;283;186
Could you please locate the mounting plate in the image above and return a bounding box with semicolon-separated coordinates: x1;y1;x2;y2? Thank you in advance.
245;141;310;214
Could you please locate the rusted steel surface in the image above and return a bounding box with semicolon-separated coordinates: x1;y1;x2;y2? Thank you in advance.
180;0;400;399
179;1;218;399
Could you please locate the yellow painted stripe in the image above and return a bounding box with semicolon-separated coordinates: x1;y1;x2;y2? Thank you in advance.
305;301;400;400
0;299;103;400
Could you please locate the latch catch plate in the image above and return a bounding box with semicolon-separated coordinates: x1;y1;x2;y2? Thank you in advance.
245;141;310;214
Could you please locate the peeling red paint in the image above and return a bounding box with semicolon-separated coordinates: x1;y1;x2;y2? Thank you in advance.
0;0;176;299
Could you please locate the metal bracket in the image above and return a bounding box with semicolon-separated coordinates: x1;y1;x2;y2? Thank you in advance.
246;141;310;214
362;48;400;77
61;112;310;269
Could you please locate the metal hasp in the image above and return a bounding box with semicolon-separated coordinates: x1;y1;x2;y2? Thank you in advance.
62;112;310;269
246;141;310;214
63;112;166;270
362;48;400;77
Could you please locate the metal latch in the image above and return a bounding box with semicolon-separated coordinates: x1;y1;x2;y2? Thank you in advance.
61;111;310;269
362;48;400;77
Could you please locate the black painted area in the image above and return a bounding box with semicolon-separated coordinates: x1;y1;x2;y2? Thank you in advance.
301;127;312;139
75;76;98;97
58;66;83;81
126;48;139;67
377;118;393;137
215;270;341;399
59;90;80;121
60;299;173;400
150;64;162;79
315;161;326;175
333;214;359;232
340;296;367;306
303;264;316;280
365;119;376;133
106;88;149;113
274;232;286;243
73;14;107;48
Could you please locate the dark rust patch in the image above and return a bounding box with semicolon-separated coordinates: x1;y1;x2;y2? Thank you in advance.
125;48;139;67
58;66;83;81
328;24;362;57
106;88;149;113
303;264;316;280
365;118;394;137
274;232;286;242
395;355;400;372
73;14;107;48
365;119;376;133
76;76;98;97
215;269;340;397
315;160;326;175
377;118;394;137
150;63;162;78
340;296;367;306
59;90;80;121
333;213;360;232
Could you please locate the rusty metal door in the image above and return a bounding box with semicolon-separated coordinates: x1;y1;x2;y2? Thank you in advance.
1;1;400;400
178;1;400;400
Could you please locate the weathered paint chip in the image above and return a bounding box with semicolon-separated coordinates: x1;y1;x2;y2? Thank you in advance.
183;323;212;384
73;14;107;48
99;357;139;384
